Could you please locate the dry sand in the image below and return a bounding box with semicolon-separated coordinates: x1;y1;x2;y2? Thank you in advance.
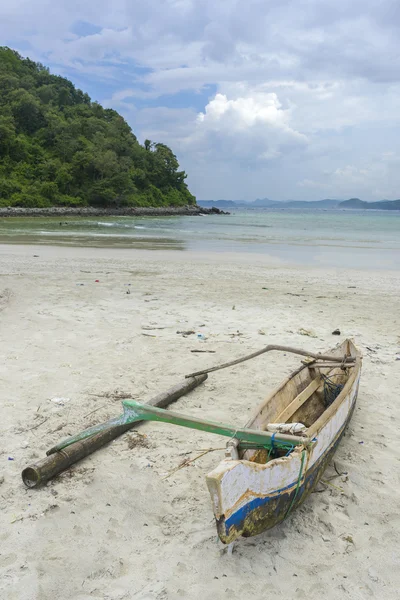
1;244;399;600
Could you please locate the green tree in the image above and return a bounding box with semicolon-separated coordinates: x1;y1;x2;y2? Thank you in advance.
0;116;15;156
0;46;196;208
10;89;46;134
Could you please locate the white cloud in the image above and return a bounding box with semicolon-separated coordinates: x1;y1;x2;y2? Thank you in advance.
198;93;289;130
191;92;307;162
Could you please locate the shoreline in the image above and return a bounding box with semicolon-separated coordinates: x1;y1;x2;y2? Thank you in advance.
0;205;229;218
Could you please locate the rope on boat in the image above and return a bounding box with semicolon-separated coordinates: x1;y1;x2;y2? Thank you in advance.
267;433;295;459
237;438;296;453
233;428;300;454
283;449;307;519
322;374;344;407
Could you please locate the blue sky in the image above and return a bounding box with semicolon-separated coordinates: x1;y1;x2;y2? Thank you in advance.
1;1;400;201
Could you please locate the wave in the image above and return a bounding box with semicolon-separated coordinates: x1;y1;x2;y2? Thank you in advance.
97;221;132;228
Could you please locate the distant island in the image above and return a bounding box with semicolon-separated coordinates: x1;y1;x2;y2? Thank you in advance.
198;197;400;210
338;198;400;210
0;47;195;209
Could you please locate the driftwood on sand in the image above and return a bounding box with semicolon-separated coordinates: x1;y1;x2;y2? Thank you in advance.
185;344;355;378
22;375;207;488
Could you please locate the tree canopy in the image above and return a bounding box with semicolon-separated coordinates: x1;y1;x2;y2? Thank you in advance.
0;47;195;208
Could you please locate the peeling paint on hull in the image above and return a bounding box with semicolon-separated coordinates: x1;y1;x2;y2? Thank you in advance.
218;402;355;543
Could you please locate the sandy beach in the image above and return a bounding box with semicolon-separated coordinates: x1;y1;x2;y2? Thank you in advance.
1;244;399;600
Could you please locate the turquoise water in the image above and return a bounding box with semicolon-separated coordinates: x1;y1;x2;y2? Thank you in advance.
0;208;399;269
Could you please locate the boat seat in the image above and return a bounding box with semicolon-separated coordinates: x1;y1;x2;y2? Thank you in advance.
274;377;322;424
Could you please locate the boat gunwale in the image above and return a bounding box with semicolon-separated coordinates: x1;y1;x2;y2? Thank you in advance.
225;339;361;465
307;341;361;438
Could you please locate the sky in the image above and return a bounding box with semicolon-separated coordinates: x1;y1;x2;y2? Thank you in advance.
1;0;400;201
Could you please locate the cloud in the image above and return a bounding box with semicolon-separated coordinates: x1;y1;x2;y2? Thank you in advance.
2;0;400;199
191;92;307;163
297;154;400;199
298;179;326;189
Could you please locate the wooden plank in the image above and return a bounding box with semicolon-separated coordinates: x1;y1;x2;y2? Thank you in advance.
275;377;321;423
310;362;356;369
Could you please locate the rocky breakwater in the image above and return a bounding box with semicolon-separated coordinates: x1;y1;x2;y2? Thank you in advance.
0;205;230;217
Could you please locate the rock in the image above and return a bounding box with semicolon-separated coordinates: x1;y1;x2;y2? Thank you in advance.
332;328;341;335
298;328;317;338
210;206;230;214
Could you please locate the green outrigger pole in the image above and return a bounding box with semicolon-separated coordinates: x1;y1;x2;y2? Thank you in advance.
47;400;312;455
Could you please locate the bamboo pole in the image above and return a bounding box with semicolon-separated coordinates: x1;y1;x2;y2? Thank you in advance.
22;375;207;488
119;400;311;448
185;344;354;379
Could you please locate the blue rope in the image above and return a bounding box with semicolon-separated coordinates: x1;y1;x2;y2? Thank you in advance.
285;444;295;456
284;449;307;519
267;432;277;459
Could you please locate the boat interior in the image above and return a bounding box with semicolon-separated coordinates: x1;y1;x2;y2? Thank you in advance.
239;340;360;464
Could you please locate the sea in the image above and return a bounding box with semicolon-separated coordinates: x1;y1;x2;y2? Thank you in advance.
0;208;399;270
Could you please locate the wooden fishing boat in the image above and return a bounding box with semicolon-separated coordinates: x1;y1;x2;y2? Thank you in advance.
44;339;361;545
206;339;362;543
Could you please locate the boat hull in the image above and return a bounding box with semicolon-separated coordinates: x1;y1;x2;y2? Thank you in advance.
207;363;360;544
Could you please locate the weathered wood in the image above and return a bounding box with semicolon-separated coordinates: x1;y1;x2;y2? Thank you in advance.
22;375;207;488
275;378;321;423
308;362;356;369
185;344;354;378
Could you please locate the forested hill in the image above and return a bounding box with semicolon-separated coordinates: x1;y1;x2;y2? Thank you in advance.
0;47;195;208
